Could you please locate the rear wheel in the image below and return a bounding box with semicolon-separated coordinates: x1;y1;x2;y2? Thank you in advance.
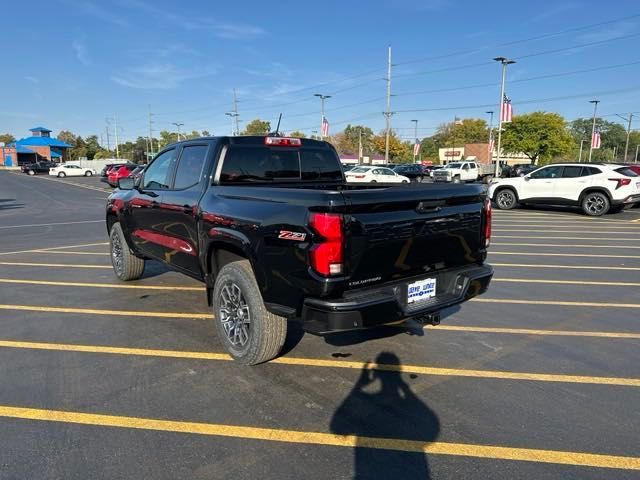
28;169;35;176
370;180;377;183
582;192;610;216
401;179;409;183
58;172;66;178
109;222;145;281
85;170;92;177
416;175;423;183
213;259;286;365
495;188;518;210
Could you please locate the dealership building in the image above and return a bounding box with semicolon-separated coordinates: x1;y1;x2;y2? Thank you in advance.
1;127;71;167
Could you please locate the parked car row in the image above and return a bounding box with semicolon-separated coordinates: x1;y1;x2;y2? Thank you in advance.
100;163;145;187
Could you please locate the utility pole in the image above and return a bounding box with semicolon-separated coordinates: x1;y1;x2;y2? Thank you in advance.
358;127;363;164
172;122;184;141
314;93;331;140
225;112;239;136
615;113;633;162
411;119;418;163
493;57;515;178
486;111;494;163
232;88;240;135
113;114;120;159
588;100;600;162
148;106;154;160
384;45;393;164
104;122;111;153
578;139;587;162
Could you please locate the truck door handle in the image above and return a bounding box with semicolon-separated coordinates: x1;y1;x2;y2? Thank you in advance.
182;205;194;214
151;201;160;208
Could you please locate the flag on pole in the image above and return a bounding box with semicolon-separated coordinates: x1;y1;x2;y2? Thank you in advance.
321;117;329;137
488;136;495;155
500;94;513;123
591;126;601;149
413;142;420;156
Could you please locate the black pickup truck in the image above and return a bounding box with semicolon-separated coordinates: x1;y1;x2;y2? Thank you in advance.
21;160;57;175
106;136;493;364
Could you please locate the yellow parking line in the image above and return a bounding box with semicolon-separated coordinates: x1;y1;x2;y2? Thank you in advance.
1;339;639;387
491;252;640;259
494;278;640;287
473;298;640;309
31;250;108;256
493;228;640;235
0;279;202;291
1;405;638;470
0;262;110;269
492;263;638;271
0;242;109;256
0;304;210;318
492;243;640;249
428;325;640;339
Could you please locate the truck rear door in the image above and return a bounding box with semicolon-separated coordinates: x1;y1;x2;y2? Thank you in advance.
341;184;488;286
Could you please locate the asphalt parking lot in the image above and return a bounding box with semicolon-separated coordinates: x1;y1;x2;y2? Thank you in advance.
1;170;640;479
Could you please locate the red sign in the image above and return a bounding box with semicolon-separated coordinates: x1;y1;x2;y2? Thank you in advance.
444;150;462;157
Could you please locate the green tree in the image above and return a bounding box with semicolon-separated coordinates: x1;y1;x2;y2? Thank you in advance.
434;118;489;146
501;112;574;165
84;135;102;160
371;131;413;161
0;133;15;144
288;130;306;138
158;130;180;148
242;119;271;135
568;118;628;161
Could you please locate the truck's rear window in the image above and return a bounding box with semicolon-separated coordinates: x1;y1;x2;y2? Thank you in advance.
220;146;342;183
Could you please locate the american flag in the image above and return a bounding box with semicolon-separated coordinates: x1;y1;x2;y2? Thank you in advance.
488;135;495;155
591;126;601;149
413;142;420;156
321;117;329;137
500;94;513;123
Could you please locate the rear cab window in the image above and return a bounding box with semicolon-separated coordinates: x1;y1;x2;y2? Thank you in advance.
615;167;639;177
219;139;342;184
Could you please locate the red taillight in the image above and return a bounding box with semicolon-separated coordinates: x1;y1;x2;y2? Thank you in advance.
609;178;631;189
354;175;365;179
264;137;302;147
483;197;492;248
309;212;343;276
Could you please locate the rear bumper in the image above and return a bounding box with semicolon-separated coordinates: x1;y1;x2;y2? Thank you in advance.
301;263;493;334
614;194;640;206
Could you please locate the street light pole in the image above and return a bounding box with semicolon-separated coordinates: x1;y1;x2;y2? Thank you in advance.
493;57;515;178
314;93;331;140
411;119;418;163
172;122;184;141
486;110;494;163
615;113;634;162
578;139;587;162
588;100;600;162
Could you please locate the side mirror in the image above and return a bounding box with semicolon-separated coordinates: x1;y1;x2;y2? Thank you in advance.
523;176;530;182
118;177;135;190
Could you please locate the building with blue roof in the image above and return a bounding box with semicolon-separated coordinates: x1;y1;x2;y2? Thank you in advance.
5;127;72;166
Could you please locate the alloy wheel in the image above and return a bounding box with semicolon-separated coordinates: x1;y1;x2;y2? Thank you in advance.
497;190;515;209
585;194;606;215
111;232;124;277
219;282;251;348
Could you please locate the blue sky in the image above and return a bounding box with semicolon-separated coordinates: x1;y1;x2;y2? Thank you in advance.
1;0;639;143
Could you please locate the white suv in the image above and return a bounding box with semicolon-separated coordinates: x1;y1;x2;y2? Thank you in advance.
488;163;640;216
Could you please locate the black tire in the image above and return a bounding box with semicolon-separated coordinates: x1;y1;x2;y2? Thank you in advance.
85;170;93;177
401;180;409;183
58;172;66;178
452;175;461;184
28;169;35;176
495;188;518;210
109;222;145;281
416;175;423;183
370;180;377;183
213;259;287;365
582;192;610;216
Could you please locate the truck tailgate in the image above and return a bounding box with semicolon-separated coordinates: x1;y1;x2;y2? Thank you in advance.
341;184;487;285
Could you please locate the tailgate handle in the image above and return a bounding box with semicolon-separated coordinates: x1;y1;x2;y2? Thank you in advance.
416;200;445;213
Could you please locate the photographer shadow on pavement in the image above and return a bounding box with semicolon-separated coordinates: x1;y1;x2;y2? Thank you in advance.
330;352;440;479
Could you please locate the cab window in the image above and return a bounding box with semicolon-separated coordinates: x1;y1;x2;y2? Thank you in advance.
142;149;176;190
173;145;208;189
530;166;563;179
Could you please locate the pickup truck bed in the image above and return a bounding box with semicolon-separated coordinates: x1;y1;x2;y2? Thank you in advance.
107;136;492;363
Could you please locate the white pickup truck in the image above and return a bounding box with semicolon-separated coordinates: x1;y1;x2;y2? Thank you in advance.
432;161;496;183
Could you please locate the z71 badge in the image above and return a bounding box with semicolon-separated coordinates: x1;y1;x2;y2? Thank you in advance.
278;231;307;241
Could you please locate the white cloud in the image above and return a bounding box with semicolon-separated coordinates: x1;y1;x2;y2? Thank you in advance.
81;2;129;27
24;76;39;84
111;63;216;89
72;39;90;65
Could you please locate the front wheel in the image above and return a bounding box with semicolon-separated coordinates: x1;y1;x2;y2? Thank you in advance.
109;222;145;281
57;172;66;178
370;180;377;183
85;170;93;177
401;180;409;183
582;192;610;216
416;176;423;183
495;188;518;210
452;176;461;184
213;259;287;365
